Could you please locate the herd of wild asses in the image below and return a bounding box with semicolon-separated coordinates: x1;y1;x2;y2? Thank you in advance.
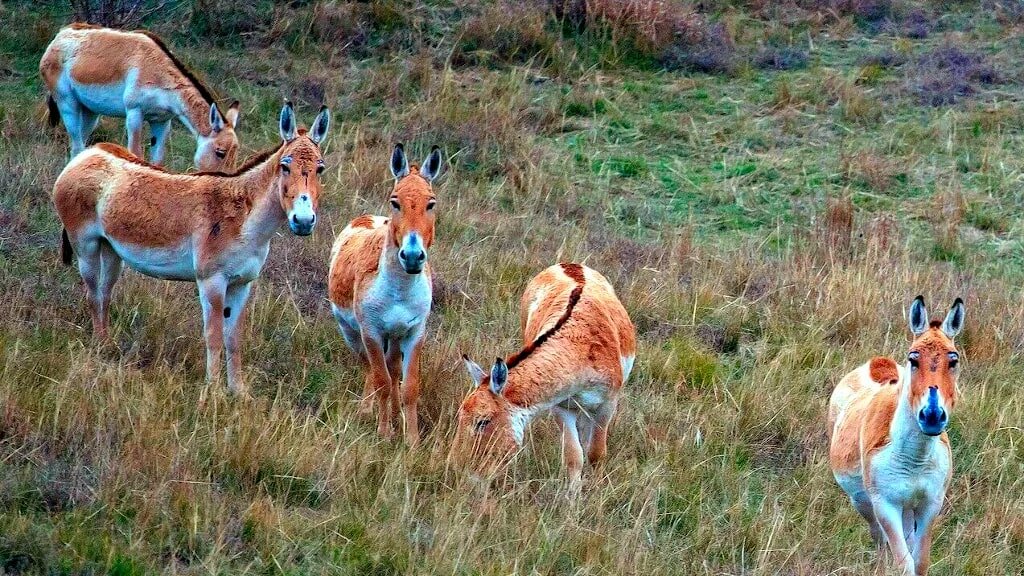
37;22;966;575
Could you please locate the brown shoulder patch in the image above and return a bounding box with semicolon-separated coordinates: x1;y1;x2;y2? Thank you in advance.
868;357;899;385
560;262;586;284
350;215;377;229
95;143;166;172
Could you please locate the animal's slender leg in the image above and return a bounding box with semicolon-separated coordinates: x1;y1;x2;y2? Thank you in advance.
198;276;227;386
911;497;943;575
80;108;99;148
553;406;585;491
56;97;87;158
125;108;145;159
362;336;393;439
331;309;372;412
149;119;172;165
223;282;253;395
587;396;618;465
95;239;123;339
873;499;915;576
399;329;425;447
385;338;402;435
852;493;883;546
74;236;104;340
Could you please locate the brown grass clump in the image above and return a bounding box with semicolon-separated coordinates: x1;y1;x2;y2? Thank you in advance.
840;149;902;191
453;2;555;67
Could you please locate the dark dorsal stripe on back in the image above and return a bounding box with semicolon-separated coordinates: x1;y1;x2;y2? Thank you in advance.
95;142;167;171
504;262;586;371
193;143;284;177
137;30;220;107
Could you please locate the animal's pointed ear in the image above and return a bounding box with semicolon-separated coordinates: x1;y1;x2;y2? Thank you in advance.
210;102;224;132
909;295;929;336
421;145;443;182
391;143;409;180
279;101;296;142
489;358;508;395
224;100;240;129
310;106;330;145
463;354;486;387
942;297;965;339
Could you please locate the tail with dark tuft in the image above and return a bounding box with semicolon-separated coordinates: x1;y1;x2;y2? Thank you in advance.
46;95;60;128
61;229;73;265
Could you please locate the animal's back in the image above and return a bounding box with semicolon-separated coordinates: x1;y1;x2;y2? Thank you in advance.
41;25;153;89
520;263;636;385
328;216;387;309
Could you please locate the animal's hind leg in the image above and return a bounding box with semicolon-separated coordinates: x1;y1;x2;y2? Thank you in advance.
95;239;123;339
586;397;618;466
74;236;105;340
55;97;88;158
149;119;172;165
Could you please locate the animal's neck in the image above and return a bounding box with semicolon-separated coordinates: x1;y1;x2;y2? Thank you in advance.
177;88;214;137
501;346;567;412
891;377;941;465
233;152;286;243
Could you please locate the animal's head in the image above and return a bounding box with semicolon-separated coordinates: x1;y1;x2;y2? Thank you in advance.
277;102;330;236
387;143;442;274
195;101;241;172
906;296;965;436
450;357;520;477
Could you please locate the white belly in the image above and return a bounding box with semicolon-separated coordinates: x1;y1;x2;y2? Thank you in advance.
108;238;196;281
69;78;129;118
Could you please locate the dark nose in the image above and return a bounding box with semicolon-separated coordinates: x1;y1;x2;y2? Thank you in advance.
917;387;947;435
290;213;316;236
399;249;425;265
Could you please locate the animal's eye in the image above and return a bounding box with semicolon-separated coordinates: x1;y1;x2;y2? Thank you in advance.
426;199;436;211
316;164;325;175
474;419;490;433
390;198;400;211
215;149;226;159
948;352;959;369
280;164;291;175
908;351;920;369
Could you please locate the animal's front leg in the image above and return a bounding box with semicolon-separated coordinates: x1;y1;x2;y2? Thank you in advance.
872;498;915;576
125;108;145;159
553;406;585;492
149;119;172;165
198;276;227;386
223;282;253;395
911;497;943;575
399;329;425;447
362;336;394;439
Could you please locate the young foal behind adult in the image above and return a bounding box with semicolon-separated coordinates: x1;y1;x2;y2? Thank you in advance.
51;103;330;393
40;23;241;171
829;296;965;576
328;144;442;446
452;263;636;489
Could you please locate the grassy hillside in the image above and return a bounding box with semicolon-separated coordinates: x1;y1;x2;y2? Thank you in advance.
1;0;1023;573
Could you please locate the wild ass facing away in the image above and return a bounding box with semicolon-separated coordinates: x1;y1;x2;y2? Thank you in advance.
40;23;240;171
51;102;330;393
328;144;443;446
452;263;636;490
829;296;965;576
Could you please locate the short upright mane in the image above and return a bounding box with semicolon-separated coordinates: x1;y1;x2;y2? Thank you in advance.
95;142;166;171
137;30;219;107
194;143;285;177
505;263;586;370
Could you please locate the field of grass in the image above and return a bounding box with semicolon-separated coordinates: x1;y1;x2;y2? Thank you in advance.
1;0;1023;573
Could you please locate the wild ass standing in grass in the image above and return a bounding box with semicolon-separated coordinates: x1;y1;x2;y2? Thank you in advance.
452;263;636;489
40;23;241;171
328;144;443;446
51;103;330;393
829;296;965;576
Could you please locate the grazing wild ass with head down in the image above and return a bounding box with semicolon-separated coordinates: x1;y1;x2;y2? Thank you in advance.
328;144;443;446
829;296;965;576
452;263;636;489
51;102;330;393
40;23;241;171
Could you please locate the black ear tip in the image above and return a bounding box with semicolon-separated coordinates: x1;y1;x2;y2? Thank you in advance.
954;297;964;306
395;142;404;150
431;145;440;152
461;353;470;361
914;295;924;302
230;99;240;108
